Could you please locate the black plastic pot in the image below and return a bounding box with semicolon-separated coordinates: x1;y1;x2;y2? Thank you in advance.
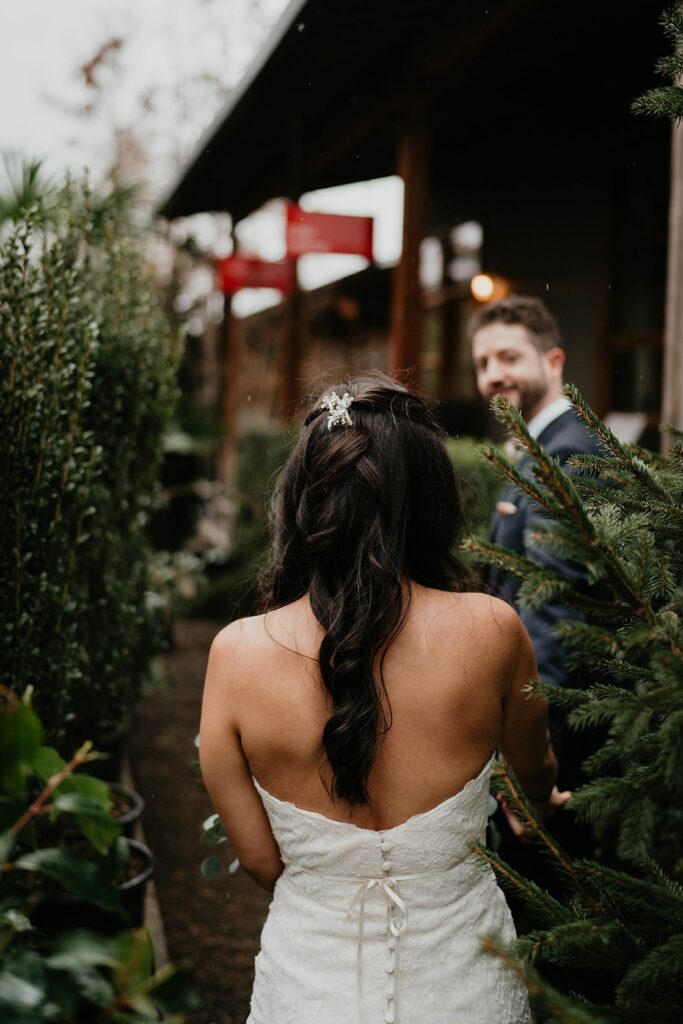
118;838;155;927
31;838;155;936
109;782;145;837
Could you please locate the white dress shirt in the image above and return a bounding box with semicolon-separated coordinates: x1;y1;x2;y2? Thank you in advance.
526;396;572;439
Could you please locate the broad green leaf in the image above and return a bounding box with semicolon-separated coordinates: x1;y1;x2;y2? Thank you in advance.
68;967;115;1007
70;773;110;804
150;964;201;1013
14;849;124;915
52;791;120;853
0;703;43;794
53;792;114;818
46;929;119;970
112;928;154;989
0;970;44;1010
0;827;15;865
32;747;64;784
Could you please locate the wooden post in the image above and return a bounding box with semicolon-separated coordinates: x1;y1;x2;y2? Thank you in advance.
662;119;683;445
216;293;239;484
438;236;456;400
390;97;428;383
279;264;302;420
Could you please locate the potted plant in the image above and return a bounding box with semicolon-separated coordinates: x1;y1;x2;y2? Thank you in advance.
0;687;197;1020
108;781;145;837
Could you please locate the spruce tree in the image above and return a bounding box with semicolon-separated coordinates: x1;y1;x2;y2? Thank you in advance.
632;4;683;123
466;388;683;1023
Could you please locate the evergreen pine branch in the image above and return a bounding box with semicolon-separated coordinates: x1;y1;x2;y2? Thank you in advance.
579;656;652;688
644;860;683;903
615;933;683;1007
481;439;563;515
479;937;613;1024
490;396;597;543
491;760;602;911
470;842;573;927
492;392;662;622
513;921;635;972
565;385;670;500
632;85;683;122
565;453;630;480
580;859;683;919
462;537;540;578
655;53;683;79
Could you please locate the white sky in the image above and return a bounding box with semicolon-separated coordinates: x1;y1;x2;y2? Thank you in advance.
0;0;403;317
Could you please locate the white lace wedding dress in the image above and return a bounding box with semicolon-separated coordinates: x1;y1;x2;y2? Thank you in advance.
246;754;531;1024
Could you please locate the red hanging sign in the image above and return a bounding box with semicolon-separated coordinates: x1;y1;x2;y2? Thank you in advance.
216;256;296;294
286;205;374;260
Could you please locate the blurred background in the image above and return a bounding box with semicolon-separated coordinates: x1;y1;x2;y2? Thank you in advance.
2;3;679;1021
3;0;673;621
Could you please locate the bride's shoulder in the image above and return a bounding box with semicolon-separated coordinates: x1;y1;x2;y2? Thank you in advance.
418;587;523;640
210;611;269;656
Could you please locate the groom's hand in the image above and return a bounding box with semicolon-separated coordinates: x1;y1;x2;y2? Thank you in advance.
498;787;572;842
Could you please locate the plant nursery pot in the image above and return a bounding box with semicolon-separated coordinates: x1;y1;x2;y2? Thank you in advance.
118;838;155;927
108;782;145;837
30;838;155;937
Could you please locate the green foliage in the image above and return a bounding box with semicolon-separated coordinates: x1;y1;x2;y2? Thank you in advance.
471;388;683;1021
632;5;683;123
0;184;182;750
0;690;198;1022
446;436;503;541
186;428;296;621
0;151;58;225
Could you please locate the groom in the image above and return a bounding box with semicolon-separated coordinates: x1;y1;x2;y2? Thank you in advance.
470;295;602;865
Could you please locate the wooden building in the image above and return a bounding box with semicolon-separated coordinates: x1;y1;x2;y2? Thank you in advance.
158;0;672;452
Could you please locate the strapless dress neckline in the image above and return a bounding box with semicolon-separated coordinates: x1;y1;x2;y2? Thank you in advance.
251;751;496;835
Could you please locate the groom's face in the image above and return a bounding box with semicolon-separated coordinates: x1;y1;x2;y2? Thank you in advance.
471;322;551;421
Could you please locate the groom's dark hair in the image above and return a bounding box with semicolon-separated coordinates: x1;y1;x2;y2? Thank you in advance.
470;294;563;353
258;372;471;806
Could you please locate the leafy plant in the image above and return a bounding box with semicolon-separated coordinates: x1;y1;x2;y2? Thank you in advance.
0;687;198;1022
0;183;182;750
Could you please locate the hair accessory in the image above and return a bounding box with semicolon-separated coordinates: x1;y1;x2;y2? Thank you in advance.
321;391;354;430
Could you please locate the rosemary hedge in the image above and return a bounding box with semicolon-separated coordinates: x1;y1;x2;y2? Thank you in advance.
0;187;181;751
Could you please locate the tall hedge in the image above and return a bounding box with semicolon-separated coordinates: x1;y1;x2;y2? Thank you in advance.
0;187;181;751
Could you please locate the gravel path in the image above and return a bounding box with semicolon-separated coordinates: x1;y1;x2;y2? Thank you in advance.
128;620;270;1024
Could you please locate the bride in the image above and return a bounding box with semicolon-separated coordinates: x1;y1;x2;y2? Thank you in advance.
200;374;563;1024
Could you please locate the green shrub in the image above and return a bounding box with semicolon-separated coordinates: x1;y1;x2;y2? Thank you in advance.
446;436;504;542
186;428;296;622
0;688;197;1022
0;187;181;751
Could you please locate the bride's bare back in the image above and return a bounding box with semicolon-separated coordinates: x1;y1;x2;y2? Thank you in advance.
200;375;555;891
204;584;553;835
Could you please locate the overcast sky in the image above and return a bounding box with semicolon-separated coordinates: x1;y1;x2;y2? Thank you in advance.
0;0;402;314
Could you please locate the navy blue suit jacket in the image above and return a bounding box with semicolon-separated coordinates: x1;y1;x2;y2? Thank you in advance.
489;408;603;778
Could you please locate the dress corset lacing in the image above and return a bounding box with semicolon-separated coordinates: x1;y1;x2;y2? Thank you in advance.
298;864;447;1024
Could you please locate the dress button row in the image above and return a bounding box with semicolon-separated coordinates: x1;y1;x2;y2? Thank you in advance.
385;960;394;974
387;937;396;950
382;860;392;872
385;1010;395;1023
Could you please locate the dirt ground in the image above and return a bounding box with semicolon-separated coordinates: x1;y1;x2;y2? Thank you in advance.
128;619;270;1024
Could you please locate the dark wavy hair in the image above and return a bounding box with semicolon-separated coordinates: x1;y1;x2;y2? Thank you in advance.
259;373;471;806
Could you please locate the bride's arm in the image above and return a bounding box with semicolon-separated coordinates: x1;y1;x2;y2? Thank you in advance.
199;622;284;892
498;607;558;802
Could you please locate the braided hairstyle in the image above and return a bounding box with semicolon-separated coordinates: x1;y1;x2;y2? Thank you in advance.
259;373;470;806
